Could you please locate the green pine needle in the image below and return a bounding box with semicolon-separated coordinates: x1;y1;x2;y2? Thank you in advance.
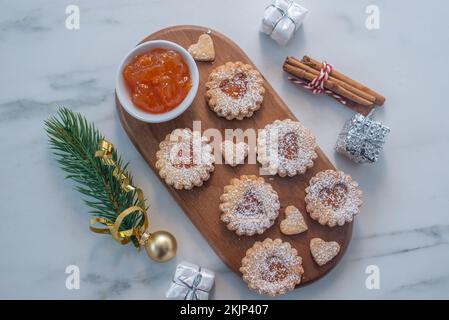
44;107;146;243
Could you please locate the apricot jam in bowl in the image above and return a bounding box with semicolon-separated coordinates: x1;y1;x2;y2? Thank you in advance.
116;40;199;123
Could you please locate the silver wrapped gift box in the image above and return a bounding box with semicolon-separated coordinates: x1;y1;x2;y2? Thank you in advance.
335;112;390;163
260;0;308;45
166;261;215;300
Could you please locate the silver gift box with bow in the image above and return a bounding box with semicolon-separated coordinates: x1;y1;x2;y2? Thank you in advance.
166;261;215;300
260;0;309;45
335;112;390;163
260;0;308;45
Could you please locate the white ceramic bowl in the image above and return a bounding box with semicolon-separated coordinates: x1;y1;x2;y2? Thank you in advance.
116;40;199;123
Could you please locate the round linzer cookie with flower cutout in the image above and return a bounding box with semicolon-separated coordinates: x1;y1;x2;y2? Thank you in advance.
305;170;363;227
205;61;265;120
240;238;304;296
219;175;280;236
155;128;215;190
257;119;317;177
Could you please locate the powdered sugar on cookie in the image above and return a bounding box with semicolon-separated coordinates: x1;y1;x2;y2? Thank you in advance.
220;175;280;236
257;119;317;177
155;128;215;190
188;34;215;62
206;62;265;120
310;238;340;266
305;170;363;227
280;205;308;235
240;238;304;296
221;140;248;167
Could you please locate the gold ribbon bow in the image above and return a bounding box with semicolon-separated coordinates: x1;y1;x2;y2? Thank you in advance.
90;139;148;248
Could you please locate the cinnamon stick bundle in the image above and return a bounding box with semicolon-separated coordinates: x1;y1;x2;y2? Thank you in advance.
283;55;385;107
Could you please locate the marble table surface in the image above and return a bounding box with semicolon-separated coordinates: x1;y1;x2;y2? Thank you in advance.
1;0;448;299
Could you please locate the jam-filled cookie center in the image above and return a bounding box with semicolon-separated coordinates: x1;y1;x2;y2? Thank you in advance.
261;256;289;282
318;182;348;209
219;72;248;99
234;189;264;217
278;132;300;161
171;142;196;169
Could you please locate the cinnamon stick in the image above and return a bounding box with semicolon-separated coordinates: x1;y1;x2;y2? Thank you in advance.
302;55;385;105
286;57;376;104
283;62;373;107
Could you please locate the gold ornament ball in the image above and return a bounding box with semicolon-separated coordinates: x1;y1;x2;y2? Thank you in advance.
144;230;177;262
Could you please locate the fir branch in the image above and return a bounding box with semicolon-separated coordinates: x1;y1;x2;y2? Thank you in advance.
44;107;146;238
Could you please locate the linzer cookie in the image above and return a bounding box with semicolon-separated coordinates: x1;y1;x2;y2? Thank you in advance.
155;128;215;190
219;175;280;236
240;238;304;296
305;170;363;227
257;119;317;177
206;62;265;120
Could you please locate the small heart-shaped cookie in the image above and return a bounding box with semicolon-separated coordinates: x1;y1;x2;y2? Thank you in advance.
188;34;215;62
310;238;340;266
221;140;248;167
280;206;308;235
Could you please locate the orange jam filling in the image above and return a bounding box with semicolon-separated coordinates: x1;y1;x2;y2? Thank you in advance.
219;72;248;99
123;48;192;114
279;132;299;160
319;183;348;209
261;256;289;282
171;142;196;169
235;190;264;217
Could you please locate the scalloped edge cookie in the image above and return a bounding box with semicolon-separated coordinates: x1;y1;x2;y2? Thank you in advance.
205;61;265;120
240;238;304;296
219;175;280;236
257;119;317;177
155;128;215;190
305;170;363;227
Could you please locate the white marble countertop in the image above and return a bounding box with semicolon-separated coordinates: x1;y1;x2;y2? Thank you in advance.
1;0;448;299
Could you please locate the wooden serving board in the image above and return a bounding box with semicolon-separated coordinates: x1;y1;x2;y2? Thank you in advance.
117;26;353;288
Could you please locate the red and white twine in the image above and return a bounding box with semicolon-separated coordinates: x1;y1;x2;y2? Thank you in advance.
288;62;347;105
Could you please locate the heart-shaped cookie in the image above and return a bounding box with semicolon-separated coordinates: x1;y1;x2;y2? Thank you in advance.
310;238;340;266
280;206;308;235
221;141;248;167
188;34;215;62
